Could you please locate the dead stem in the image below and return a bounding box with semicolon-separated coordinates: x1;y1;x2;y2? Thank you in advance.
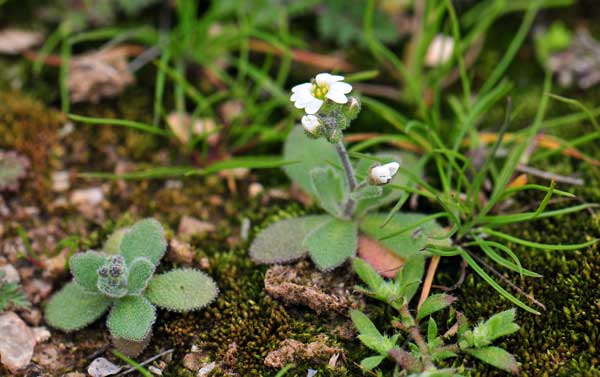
417;255;440;310
468;251;546;310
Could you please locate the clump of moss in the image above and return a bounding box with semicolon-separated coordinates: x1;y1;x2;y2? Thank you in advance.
154;204;367;376
0;91;63;201
436;208;599;376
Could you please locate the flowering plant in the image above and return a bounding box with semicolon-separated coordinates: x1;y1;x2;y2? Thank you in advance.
250;73;448;272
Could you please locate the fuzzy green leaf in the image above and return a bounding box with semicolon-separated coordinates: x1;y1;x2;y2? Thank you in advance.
103;228;129;255
127;257;155;295
283;126;341;198
417;294;457;321
354;152;420;214
360;213;449;260
481;309;520;341
353;258;385;292
70;250;106;293
360;355;385;370
351;310;387;355
107;296;156;341
427;317;439;343
145;269;218;312
396;256;425;304
466;346;519;375
309;166;346;217
249;215;330;264
0;272;30;311
304;217;358;271
350;185;383;201
120;218;167;266
45;282;112;331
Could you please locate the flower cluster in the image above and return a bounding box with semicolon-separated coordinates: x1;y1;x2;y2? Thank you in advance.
289;72;399;186
290;72;359;142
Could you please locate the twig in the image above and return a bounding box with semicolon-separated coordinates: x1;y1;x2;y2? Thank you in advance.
117;348;175;376
516;164;584;186
468;251;546;310
417;255;440;310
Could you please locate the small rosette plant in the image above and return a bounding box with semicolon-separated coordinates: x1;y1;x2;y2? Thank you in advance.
251;73;448;272
45;218;218;352
352;259;521;375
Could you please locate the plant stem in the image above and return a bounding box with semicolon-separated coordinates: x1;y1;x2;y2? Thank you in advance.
399;305;435;370
336;140;358;217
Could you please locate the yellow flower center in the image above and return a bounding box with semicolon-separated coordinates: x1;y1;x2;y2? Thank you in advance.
311;82;329;100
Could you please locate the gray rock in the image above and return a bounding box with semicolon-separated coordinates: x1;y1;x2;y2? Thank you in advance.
0;312;35;373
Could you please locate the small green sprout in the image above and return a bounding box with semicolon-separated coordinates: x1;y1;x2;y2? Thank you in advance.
45;218;218;351
0;270;31;312
251;72;447;271
352;258;520;376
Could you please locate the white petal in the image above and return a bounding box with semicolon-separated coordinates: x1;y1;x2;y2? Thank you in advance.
315;73;344;85
330;81;352;94
305;99;323;114
291;82;311;93
326;90;348;104
291;90;313;104
384;162;400;176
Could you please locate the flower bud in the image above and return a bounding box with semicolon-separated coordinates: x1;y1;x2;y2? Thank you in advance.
368;162;400;185
343;96;361;120
301;115;323;137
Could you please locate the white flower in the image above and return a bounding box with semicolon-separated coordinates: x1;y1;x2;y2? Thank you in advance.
369;162;400;185
301;115;322;135
290;73;353;114
425;34;455;67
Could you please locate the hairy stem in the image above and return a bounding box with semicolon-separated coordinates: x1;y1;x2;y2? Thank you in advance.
336;141;358;217
399;305;435;370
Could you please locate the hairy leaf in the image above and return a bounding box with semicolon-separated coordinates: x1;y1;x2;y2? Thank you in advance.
145;269;218;312
417;294;457;321
353;258;385;293
45;282;112;331
120;218;166;266
103;228;129;255
283;126;340;198
351;185;383;201
70;250;106;292
304;217;358;271
107;296;155;341
360;213;449;260
396;256;426;304
360;355;385;370
481;309;520;341
127;257;155;295
427;317;439;343
310;166;346;217
466;346;519;374
0;272;30;311
351;310;387;355
249;215;330;264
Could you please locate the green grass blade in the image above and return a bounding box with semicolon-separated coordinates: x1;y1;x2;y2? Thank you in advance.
68;114;172;137
480;228;598;251
459;248;539;314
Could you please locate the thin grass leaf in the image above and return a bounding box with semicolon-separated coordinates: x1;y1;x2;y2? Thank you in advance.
480;228;598;251
68;114;172;137
379;213;448;241
470;238;542;278
80;157;297;180
459;249;539;314
546;93;600;131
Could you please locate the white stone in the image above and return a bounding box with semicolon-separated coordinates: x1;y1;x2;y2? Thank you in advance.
0;312;35;373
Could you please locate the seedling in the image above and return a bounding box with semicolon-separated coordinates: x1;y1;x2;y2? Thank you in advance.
250;73;447;272
352;258;520;375
45;218;218;352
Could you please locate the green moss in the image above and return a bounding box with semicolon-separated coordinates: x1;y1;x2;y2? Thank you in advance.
0;91;63;202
